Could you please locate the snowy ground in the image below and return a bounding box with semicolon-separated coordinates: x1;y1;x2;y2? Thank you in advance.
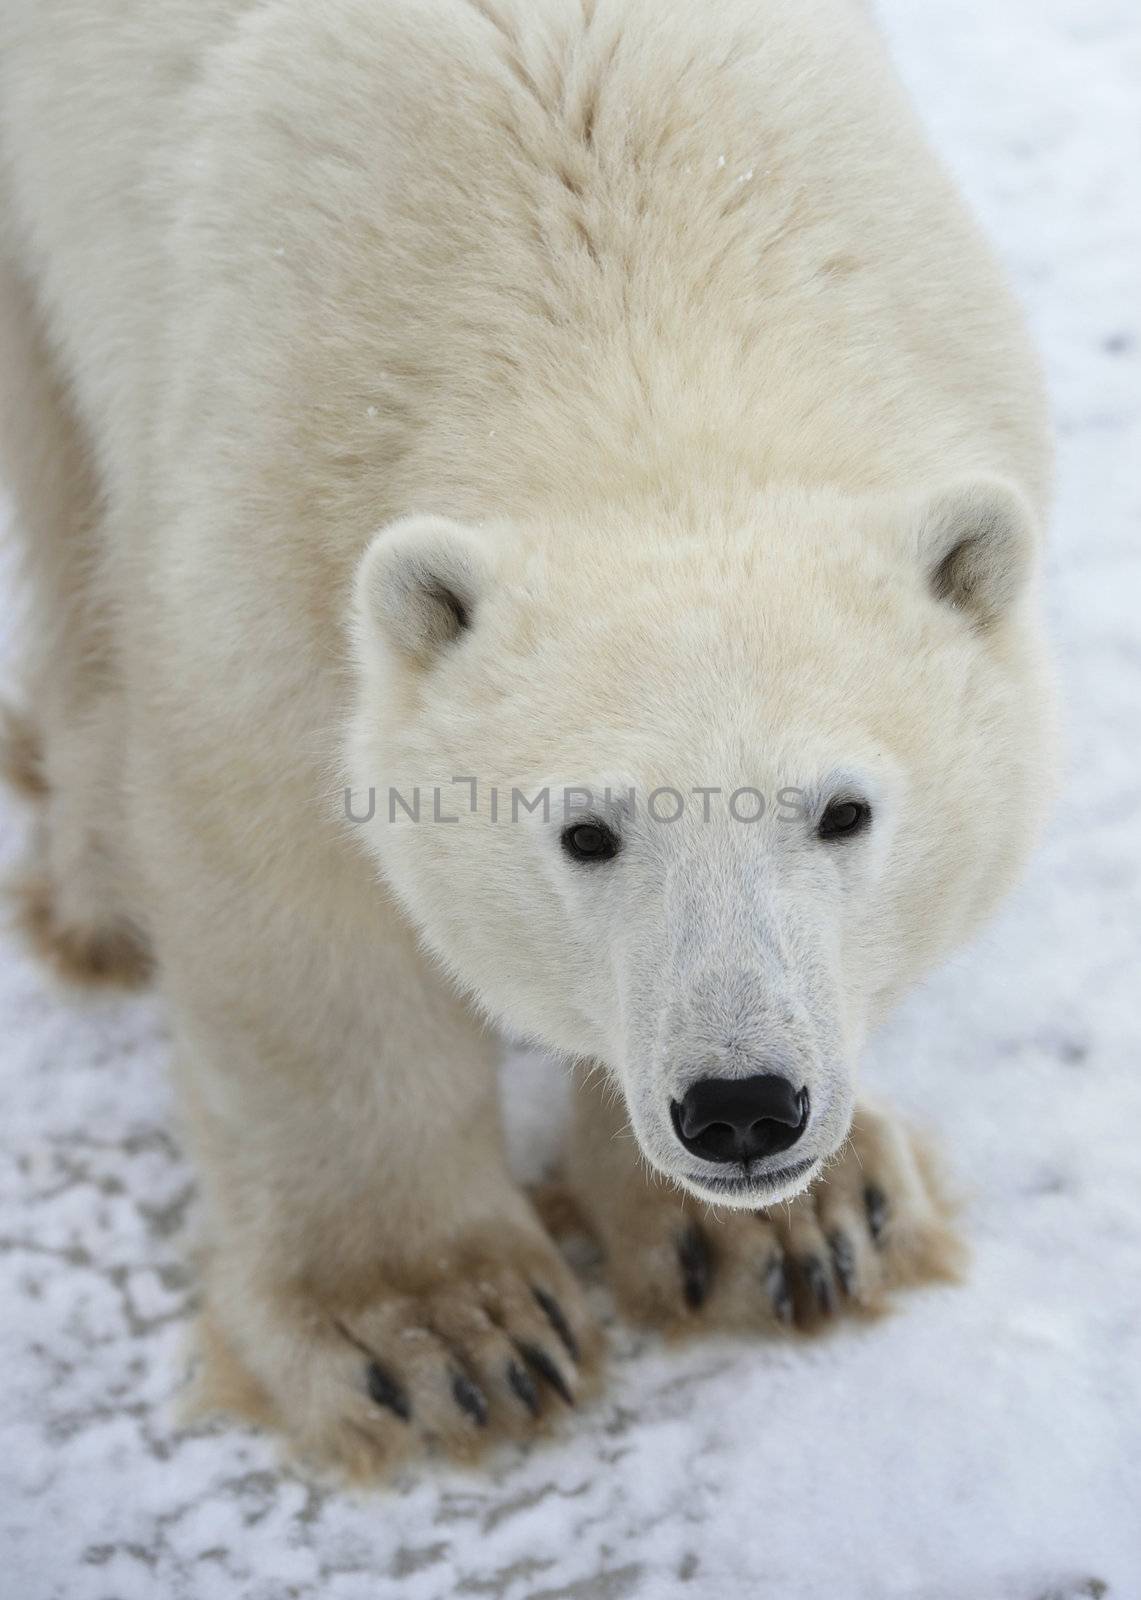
1;2;1139;1597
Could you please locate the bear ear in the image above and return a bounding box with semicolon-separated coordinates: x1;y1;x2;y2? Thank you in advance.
915;476;1038;627
354;515;492;665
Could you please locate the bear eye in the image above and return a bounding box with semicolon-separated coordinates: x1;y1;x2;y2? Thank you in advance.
561;819;621;863
818;798;872;841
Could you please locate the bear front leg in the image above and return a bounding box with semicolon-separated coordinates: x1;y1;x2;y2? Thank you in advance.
565;1065;965;1334
164;857;599;1478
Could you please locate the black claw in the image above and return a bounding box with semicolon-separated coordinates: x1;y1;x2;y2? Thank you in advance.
518;1342;575;1406
828;1230;857;1298
764;1256;794;1325
802;1256;835;1316
677;1222;712;1311
366;1361;411;1421
864;1184;889;1247
532;1286;580;1362
507;1359;542;1417
451;1369;489;1428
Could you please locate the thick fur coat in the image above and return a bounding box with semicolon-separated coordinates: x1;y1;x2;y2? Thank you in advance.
0;0;1051;1472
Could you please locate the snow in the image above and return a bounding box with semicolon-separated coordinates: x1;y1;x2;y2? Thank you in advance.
1;1;1139;1596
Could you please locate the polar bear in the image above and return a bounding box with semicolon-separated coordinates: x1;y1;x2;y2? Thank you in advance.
0;0;1052;1472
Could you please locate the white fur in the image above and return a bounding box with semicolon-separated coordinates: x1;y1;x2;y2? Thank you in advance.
0;0;1053;1468
351;480;1052;1193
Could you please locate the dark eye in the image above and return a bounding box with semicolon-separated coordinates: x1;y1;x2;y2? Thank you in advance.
561;819;621;863
818;798;872;841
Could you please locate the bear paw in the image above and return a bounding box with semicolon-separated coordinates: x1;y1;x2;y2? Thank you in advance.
194;1222;601;1479
11;871;154;988
579;1103;965;1334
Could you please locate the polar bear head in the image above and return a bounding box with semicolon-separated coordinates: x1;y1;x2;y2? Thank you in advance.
347;479;1050;1207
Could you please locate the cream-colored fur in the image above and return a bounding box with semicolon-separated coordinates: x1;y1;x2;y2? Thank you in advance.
0;0;1051;1473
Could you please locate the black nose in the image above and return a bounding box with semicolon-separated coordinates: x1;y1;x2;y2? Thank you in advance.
671;1075;809;1165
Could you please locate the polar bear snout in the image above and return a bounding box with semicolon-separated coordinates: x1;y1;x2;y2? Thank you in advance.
670;1075;810;1166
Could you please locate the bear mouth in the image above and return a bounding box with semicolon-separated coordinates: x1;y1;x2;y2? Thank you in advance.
682;1154;819;1201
